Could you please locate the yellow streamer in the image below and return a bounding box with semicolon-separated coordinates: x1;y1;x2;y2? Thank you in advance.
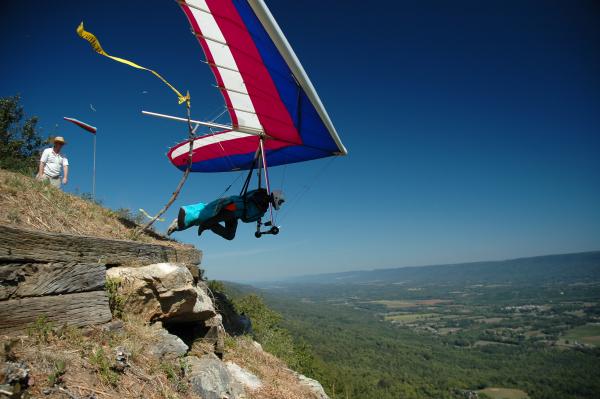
77;22;190;105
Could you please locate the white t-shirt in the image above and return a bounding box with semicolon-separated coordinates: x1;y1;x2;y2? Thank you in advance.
40;148;69;177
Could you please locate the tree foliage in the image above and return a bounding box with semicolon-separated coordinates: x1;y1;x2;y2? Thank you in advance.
224;290;324;376
0;95;45;174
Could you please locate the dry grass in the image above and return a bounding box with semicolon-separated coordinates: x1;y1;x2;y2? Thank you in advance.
3;320;322;399
0;168;181;246
4;316;195;399
224;336;322;399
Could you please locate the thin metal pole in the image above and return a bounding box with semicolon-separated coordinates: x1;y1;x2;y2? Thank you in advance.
92;134;96;199
257;141;262;189
259;138;274;223
141;110;264;136
141;110;233;131
259;139;271;195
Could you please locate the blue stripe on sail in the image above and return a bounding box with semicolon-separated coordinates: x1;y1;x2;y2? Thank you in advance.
174;145;332;173
232;0;339;155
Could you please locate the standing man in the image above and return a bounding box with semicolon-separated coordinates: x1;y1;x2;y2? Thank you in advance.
37;136;69;189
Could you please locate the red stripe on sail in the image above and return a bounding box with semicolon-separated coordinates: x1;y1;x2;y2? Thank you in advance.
206;0;301;145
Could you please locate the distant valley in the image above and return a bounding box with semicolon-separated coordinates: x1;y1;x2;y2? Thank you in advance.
278;251;600;286
235;251;600;398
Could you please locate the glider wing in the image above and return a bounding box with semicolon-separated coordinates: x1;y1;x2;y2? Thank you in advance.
169;0;347;172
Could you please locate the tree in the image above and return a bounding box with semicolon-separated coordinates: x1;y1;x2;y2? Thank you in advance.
0;95;45;174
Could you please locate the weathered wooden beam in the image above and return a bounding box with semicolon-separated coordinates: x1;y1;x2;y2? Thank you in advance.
0;291;112;334
0;262;106;300
0;224;201;266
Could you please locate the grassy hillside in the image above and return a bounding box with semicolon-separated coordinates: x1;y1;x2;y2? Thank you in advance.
0;168;175;245
4;313;321;399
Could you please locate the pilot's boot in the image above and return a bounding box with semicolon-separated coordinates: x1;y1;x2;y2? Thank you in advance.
167;218;178;236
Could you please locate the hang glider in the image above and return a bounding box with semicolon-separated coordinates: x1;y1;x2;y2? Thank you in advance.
162;0;347;173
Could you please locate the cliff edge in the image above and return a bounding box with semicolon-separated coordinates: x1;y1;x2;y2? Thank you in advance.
0;168;328;399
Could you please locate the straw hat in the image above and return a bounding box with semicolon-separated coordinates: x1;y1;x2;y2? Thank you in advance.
53;136;66;144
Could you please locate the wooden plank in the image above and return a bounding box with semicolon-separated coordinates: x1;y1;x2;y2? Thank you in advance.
0;224;201;266
0;262;106;300
0;291;112;334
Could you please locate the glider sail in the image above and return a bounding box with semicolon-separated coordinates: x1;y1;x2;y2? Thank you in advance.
168;0;347;172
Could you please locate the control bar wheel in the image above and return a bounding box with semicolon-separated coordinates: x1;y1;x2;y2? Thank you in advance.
255;226;280;238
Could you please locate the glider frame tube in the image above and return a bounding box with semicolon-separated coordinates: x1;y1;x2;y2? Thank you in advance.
141;110;263;136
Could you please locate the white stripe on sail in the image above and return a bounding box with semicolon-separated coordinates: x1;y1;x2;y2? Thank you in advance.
187;0;262;131
170;131;254;159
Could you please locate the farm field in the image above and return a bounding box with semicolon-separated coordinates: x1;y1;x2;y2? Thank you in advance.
562;324;600;346
253;252;600;398
477;387;529;399
356;285;600;350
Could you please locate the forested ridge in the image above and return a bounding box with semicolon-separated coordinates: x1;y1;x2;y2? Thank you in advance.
263;292;600;399
225;251;600;398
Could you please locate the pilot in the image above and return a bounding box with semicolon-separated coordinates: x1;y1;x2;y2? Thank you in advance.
167;189;285;240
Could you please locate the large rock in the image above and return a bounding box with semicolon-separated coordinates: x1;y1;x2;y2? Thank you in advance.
106;263;215;323
0;361;30;398
203;314;226;357
186;354;245;399
295;372;329;399
225;362;262;391
148;324;189;360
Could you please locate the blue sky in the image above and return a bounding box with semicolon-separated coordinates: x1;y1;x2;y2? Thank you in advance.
1;1;599;281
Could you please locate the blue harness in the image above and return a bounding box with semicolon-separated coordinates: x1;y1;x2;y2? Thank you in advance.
179;189;268;230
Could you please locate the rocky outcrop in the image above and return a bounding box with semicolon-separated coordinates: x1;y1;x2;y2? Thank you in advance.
0;361;30;399
294;372;330;399
148;323;190;360
106;262;229;361
0;224;202;334
1;224;333;399
226;362;262;390
202;314;226;356
186;354;245;399
106;263;215;323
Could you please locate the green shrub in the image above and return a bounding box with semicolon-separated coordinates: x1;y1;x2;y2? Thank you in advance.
113;208;145;225
27;315;54;344
78;191;103;205
48;359;66;386
161;358;189;393
89;347;119;386
231;293;320;374
106;278;125;319
0;95;45;175
207;280;226;294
